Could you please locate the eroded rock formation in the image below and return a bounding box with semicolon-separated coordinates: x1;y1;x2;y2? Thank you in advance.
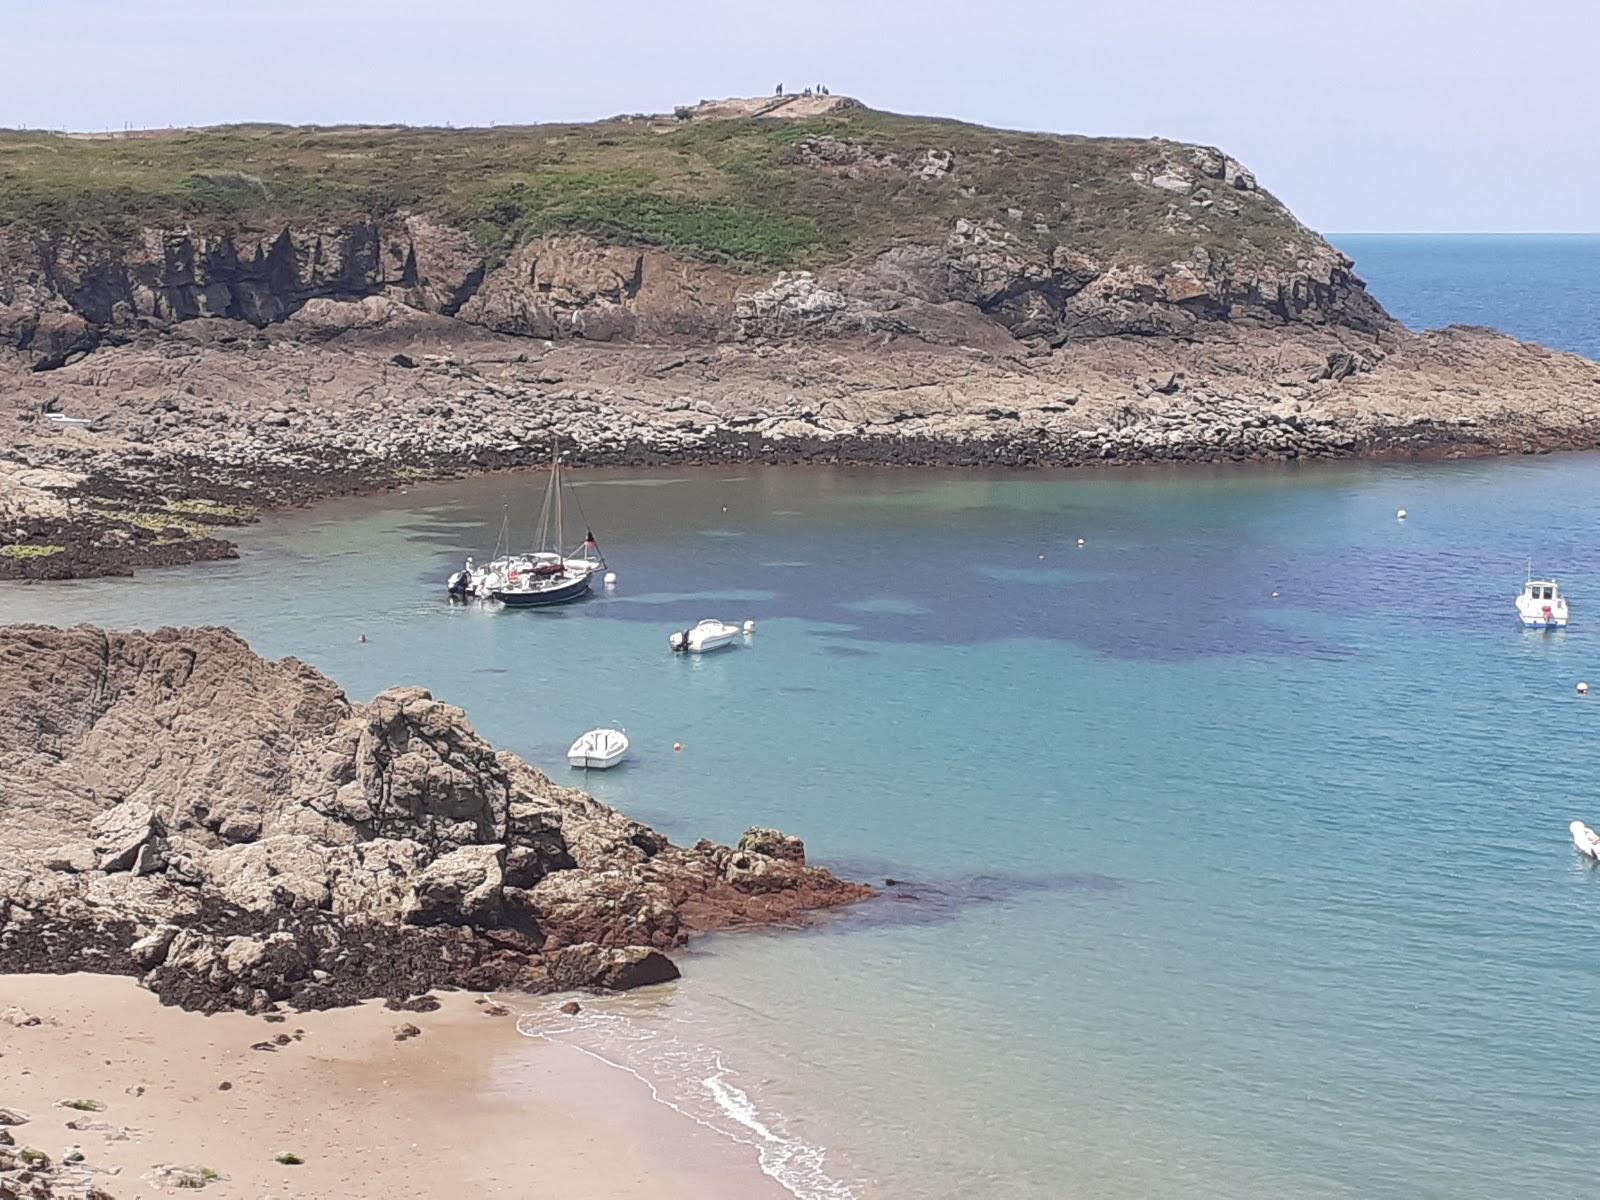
0;625;871;1012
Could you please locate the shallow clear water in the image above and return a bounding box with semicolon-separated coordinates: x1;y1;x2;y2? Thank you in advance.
7;457;1600;1198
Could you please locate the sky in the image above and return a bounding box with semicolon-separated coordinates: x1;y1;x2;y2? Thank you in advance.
4;0;1596;233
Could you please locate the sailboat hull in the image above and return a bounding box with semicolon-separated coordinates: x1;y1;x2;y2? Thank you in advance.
493;572;594;608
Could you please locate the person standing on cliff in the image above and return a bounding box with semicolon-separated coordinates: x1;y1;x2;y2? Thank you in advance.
776;83;783;96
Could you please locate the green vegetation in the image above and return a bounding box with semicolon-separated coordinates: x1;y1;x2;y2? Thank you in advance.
274;1152;304;1166
201;1167;221;1181
60;1098;104;1112
0;106;1310;272
161;498;259;521
88;498;250;542
0;542;64;559
18;1148;50;1167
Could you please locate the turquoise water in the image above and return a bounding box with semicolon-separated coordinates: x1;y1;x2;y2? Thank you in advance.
1335;233;1600;359
6;457;1600;1198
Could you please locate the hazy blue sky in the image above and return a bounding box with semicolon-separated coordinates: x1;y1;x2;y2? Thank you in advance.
6;0;1595;232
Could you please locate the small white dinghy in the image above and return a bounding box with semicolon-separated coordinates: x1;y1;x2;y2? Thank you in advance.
568;728;629;770
1571;820;1600;861
669;619;742;654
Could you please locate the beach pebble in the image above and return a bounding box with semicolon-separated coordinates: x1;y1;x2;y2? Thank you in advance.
559;1001;582;1015
1;1006;46;1028
0;1129;11;1145
272;1033;292;1046
65;1148;85;1164
217;1082;232;1092
0;1108;28;1127
392;1023;422;1042
482;1002;510;1017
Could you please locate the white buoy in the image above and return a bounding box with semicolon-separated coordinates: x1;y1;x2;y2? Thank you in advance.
1397;508;1408;520
1076;538;1086;547
603;572;617;587
1271;591;1279;598
1579;682;1590;695
743;620;757;634
1039;554;1045;560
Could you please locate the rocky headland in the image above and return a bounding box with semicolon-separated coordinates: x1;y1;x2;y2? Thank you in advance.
3;97;1598;577
0;624;871;1016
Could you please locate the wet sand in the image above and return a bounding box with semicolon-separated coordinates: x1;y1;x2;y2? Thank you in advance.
0;973;789;1198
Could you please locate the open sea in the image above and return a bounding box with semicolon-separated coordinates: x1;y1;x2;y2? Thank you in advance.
5;235;1600;1198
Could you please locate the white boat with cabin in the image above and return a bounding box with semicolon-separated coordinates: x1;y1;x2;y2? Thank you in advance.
1515;575;1569;628
568;728;630;770
669;619;742;654
1571;820;1600;861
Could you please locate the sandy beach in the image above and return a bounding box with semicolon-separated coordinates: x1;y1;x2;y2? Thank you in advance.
0;973;789;1199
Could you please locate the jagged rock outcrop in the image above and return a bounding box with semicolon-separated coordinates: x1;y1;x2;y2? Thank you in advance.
0;625;871;1011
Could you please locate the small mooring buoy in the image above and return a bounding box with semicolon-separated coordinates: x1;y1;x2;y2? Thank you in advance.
1397;508;1408;520
603;572;617;587
1579;682;1590;696
743;620;757;634
1271;591;1280;598
673;742;684;752
1077;537;1086;547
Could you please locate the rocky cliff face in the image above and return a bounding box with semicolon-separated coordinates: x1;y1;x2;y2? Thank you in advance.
0;112;1392;370
0;209;1385;371
0;625;871;1012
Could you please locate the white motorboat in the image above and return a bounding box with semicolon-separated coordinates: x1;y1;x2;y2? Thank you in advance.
568;728;629;770
1572;820;1600;861
1516;575;1569;628
669;619;742;654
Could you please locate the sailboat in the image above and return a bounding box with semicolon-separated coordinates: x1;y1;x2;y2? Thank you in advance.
444;447;606;607
490;448;605;608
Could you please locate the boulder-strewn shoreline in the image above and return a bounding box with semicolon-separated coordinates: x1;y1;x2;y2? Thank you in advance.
0;625;872;1015
5;313;1598;580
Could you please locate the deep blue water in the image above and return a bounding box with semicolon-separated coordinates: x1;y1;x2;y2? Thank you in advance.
1335;233;1600;359
4;236;1599;1199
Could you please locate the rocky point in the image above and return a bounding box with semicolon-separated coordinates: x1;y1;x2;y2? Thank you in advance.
0;625;871;1014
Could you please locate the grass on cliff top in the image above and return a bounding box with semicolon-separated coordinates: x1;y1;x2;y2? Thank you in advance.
0;107;1314;271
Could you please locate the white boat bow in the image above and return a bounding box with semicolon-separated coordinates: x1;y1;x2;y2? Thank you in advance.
568;728;629;770
1571;820;1600;861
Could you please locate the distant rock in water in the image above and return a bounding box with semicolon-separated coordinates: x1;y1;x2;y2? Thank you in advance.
0;624;872;1012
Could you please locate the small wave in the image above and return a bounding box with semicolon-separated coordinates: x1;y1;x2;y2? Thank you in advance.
516;1008;858;1200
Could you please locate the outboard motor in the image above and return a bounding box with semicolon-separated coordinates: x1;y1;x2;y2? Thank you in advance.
447;570;470;597
668;630;689;652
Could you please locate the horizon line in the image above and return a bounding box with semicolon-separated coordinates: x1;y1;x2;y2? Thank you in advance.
1330;230;1600;237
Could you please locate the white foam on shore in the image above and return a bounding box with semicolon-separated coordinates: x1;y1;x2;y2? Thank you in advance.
516;1008;857;1200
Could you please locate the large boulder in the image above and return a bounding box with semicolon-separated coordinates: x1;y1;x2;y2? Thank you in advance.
88;800;166;873
401;844;505;927
546;943;679;991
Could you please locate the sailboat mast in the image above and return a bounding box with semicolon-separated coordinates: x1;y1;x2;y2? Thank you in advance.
555;445;565;552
